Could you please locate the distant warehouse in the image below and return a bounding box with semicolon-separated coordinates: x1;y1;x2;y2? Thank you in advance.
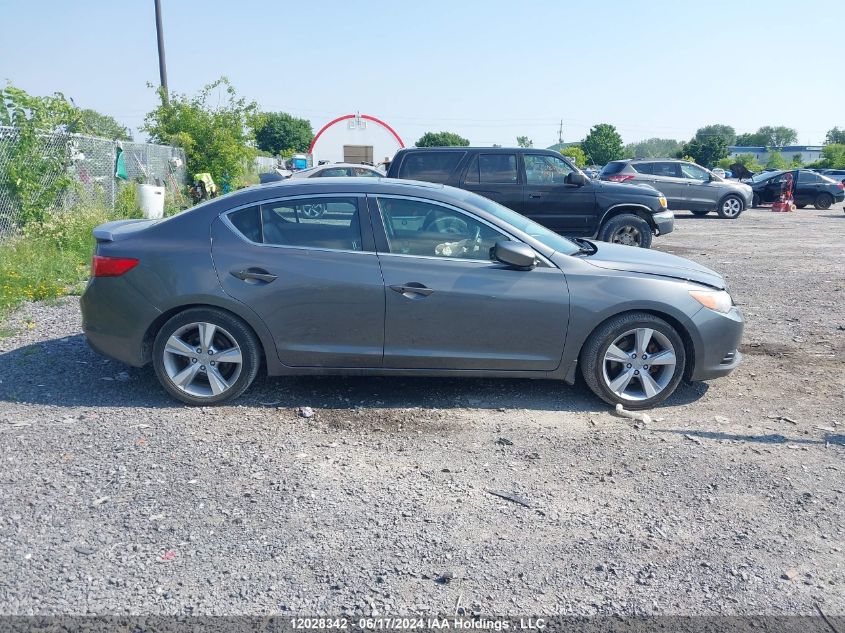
309;113;404;167
728;145;823;165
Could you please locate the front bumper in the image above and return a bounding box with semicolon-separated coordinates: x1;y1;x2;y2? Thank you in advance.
652;210;674;236
688;304;744;381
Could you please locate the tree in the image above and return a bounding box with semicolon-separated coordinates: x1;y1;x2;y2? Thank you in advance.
817;144;845;169
580;124;623;165
252;112;313;155
623;137;681;158
676;136;728;167
825;127;845;145
766;152;787;170
142;77;257;184
0;83;79;225
789;153;803;168
516;136;533;148
695;124;736;146
560;146;587;168
734;132;767;147
757;126;797;147
73;109;132;140
415;131;470;147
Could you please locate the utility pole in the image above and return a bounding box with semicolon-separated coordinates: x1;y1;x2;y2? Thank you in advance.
154;0;169;103
558;119;564;145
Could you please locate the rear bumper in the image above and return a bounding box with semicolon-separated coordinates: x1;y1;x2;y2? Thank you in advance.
689;305;744;381
80;277;161;367
652;210;674;235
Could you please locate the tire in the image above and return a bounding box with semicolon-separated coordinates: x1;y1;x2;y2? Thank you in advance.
152;307;261;405
690;210;709;217
814;193;833;210
580;311;686;410
598;214;653;249
716;194;744;219
751;194;761;208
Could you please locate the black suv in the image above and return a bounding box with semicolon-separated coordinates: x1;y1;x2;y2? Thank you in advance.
386;147;673;248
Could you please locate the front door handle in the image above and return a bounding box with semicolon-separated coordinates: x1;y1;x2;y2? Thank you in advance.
529;193;542;199
390;283;434;298
231;268;277;283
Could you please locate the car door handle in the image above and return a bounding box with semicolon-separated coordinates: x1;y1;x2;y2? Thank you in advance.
529;193;542;199
390;283;434;298
230;268;277;283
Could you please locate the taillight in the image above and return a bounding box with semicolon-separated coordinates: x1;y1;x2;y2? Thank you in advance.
607;174;635;182
91;255;139;277
837;182;844;190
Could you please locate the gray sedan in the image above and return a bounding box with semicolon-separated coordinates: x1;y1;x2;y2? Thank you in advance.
81;178;743;409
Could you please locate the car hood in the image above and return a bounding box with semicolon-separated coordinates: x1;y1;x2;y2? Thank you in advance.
593;179;660;196
582;241;726;289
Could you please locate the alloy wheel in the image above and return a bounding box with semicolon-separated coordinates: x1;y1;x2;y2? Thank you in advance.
602;327;677;401
721;197;743;217
162;322;243;398
611;226;641;246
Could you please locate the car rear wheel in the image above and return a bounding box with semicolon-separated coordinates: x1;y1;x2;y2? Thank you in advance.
690;210;709;217
717;195;744;219
814;193;834;210
580;312;686;410
153;308;260;405
598;214;653;248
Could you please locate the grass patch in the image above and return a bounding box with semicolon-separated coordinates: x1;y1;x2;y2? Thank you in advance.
0;198;142;321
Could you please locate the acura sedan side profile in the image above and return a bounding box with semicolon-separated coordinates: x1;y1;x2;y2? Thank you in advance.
81;178;743;410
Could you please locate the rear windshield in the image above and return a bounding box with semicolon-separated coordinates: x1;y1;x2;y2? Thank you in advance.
397;152;465;183
600;161;628;176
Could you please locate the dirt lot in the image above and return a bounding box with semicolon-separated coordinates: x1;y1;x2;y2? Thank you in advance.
0;204;843;617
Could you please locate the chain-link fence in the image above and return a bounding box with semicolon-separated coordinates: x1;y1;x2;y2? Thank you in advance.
0;125;186;234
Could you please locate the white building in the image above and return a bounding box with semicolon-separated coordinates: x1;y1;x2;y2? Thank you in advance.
728;145;824;165
309;113;404;167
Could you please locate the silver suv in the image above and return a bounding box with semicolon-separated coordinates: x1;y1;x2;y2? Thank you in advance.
600;159;753;219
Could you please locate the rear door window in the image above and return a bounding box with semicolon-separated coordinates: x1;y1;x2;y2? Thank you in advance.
397;152;465;183
632;163;654;175
653;162;680;177
478;154;518;183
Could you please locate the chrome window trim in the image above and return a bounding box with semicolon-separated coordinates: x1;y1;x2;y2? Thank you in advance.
220;193;373;256
372;194;554;268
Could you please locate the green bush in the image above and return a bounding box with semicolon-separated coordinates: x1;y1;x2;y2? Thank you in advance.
0;206;112;320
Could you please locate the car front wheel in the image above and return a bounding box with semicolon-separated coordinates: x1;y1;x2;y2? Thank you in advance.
598;214;653;248
814;193;834;210
153;308;261;405
717;195;744;219
580;312;686;410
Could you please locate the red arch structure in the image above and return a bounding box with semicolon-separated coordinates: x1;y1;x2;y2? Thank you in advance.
308;114;405;154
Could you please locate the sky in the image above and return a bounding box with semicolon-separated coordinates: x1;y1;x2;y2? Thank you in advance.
1;0;842;148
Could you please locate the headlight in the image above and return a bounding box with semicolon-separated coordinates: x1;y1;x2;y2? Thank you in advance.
658;196;668;208
689;289;733;314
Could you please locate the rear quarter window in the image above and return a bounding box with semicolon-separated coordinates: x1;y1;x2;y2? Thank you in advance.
600;161;628;176
397;152;465;183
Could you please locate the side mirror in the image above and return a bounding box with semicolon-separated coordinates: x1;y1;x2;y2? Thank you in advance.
492;241;538;270
566;172;588;186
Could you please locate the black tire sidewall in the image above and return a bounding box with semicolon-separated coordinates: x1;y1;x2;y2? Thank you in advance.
599;214;653;248
752;194;761;208
690;210;709;217
580;312;686;410
815;193;833;210
152;308;261;405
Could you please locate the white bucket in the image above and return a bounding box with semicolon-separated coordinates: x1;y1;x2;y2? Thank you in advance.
137;183;165;219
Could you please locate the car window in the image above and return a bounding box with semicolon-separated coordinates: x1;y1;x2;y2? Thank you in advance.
798;171;820;183
478;154;518;184
599;161;627;176
653;162;680;178
632;163;654;175
227;197;362;251
350;167;381;177
318;167;350;177
377;197;507;261
679;163;709;180
397;152;465;183
524;154;573;184
463;155;480;184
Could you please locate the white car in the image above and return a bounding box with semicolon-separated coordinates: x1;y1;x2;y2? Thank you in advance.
711;167;726;179
288;163;384;180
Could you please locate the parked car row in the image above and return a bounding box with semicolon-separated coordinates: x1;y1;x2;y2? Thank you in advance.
744;169;845;209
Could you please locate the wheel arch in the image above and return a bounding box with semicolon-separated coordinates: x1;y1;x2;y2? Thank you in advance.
141;300;274;371
717;191;745;211
598;204;658;232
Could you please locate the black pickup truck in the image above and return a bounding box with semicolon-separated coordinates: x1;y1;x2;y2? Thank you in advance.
386;147;673;248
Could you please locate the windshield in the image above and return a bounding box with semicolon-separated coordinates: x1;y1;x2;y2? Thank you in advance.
449;187;580;255
749;171;782;182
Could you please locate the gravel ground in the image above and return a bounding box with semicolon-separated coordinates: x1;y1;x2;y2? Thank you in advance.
0;204;843;617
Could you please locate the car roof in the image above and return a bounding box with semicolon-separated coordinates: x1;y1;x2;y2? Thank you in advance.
397;146;559;153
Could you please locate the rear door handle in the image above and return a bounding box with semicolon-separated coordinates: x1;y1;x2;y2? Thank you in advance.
529;193;542;199
390;283;434;298
230;268;277;283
